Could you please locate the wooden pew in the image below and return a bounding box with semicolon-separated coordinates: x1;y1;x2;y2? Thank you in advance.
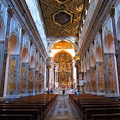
0;104;43;120
92;113;120;120
0;114;32;120
85;107;120;120
0;108;40;120
69;94;120;120
0;94;58;120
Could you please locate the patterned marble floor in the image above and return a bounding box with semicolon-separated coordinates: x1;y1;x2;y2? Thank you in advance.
45;95;81;120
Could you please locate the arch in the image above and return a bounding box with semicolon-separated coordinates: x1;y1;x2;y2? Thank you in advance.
48;38;78;54
0;16;5;40
8;34;18;54
21;47;29;63
35;61;39;70
91;55;95;67
104;33;114;53
30;55;35;68
96;47;103;62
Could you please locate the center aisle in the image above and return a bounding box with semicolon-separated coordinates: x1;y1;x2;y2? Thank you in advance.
45;95;81;120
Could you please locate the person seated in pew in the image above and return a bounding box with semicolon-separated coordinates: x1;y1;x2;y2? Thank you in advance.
77;89;81;95
74;88;77;94
47;90;49;94
50;88;53;94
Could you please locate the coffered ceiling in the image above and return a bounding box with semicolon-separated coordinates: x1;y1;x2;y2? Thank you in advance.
37;0;89;38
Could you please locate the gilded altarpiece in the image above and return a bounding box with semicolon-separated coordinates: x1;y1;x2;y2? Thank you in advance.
59;72;68;87
104;54;116;94
35;71;39;93
28;68;35;93
7;55;20;95
20;63;28;94
91;67;97;92
54;51;73;88
96;62;104;93
0;42;4;91
87;70;91;92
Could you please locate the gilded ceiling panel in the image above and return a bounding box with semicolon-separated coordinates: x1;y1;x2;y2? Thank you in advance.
38;0;86;37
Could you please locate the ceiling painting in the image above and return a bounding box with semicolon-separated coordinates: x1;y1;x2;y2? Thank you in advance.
38;0;88;37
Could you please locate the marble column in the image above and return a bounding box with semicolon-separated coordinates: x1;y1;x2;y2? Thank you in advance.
90;67;94;93
110;7;120;95
28;68;35;95
0;41;4;96
99;28;107;94
84;72;88;93
7;55;20;97
87;70;91;93
90;67;97;94
20;63;29;95
19;27;27;96
47;65;51;90
38;73;42;93
96;62;105;95
0;6;14;97
35;71;39;94
104;53;117;96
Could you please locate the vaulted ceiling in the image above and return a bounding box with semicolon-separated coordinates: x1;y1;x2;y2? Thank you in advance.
37;0;89;38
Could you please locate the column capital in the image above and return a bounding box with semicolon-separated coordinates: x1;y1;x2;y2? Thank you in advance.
22;26;26;35
47;65;51;69
7;6;14;18
110;7;115;18
99;26;102;35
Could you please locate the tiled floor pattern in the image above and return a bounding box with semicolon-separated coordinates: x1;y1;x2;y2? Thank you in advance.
45;95;81;120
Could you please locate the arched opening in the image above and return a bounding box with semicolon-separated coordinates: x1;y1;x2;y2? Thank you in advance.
35;62;39;71
96;47;103;62
30;56;34;68
52;50;73;89
21;47;28;63
48;39;78;57
51;40;75;57
91;55;95;67
8;34;18;54
104;33;114;53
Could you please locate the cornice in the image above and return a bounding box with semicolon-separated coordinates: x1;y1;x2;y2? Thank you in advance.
12;0;48;61
79;0;115;58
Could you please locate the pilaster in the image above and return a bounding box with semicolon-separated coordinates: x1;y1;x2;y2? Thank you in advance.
0;6;14;97
110;7;120;96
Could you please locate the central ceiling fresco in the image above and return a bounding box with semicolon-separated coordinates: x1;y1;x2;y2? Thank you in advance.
38;0;88;37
